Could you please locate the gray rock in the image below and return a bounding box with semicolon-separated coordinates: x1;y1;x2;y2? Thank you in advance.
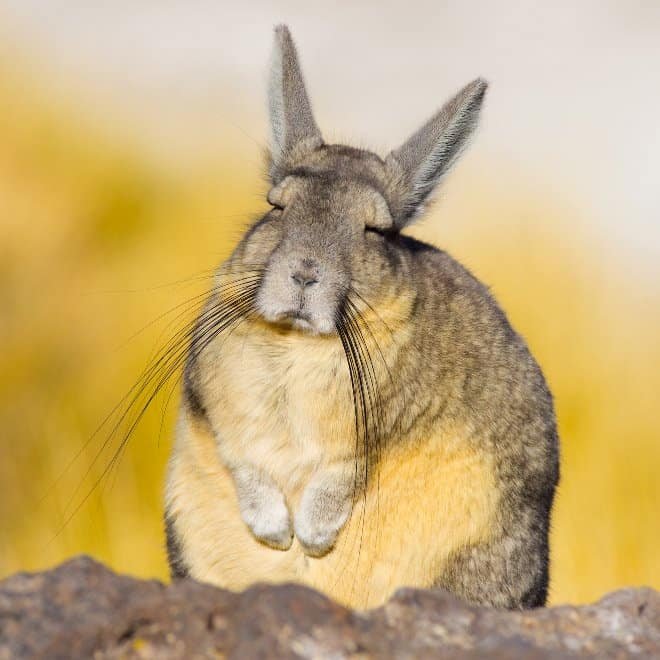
0;556;657;659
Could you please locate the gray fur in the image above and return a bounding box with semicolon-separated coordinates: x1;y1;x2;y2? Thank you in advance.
294;467;354;557
232;463;294;550
268;25;322;175
164;514;189;579
388;78;488;225
167;25;559;609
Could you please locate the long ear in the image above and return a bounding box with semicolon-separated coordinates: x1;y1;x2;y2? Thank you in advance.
386;78;487;226
268;25;322;176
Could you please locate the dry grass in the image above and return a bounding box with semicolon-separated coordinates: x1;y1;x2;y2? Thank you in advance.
0;68;658;605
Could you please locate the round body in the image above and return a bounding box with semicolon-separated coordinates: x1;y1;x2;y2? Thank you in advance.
163;26;559;610
165;229;559;609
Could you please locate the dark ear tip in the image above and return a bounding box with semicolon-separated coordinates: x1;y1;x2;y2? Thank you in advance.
471;77;489;98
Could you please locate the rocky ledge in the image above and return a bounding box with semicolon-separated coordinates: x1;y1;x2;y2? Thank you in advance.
0;557;658;659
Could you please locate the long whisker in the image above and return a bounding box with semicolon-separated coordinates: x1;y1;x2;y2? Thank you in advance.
96;298;257;517
346;294;395;387
91;268;218;295
116;273;262;352
336;305;376;602
337;294;394;606
59;302;234;518
350;287;395;340
50;274;261;536
332;315;363;594
343;301;387;598
40;273;262;505
344;302;385;457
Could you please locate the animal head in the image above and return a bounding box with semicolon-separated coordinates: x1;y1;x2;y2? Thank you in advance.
236;25;487;335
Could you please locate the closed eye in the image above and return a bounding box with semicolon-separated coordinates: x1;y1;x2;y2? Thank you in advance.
365;226;390;238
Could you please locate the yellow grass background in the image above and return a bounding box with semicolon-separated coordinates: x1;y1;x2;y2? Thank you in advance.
1;66;658;606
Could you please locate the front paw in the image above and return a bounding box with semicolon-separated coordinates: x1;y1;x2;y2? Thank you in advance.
294;508;348;557
241;493;293;551
294;519;338;557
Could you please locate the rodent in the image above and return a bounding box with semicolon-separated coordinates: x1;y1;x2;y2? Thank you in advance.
164;24;560;610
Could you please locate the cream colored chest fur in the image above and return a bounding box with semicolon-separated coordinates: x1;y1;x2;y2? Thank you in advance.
167;314;500;609
197;321;355;500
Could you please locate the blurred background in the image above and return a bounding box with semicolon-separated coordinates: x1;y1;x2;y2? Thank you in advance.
1;1;659;605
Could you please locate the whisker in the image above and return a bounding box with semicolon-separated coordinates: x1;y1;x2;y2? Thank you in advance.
59;298;240;518
117;273;262;352
350;287;395;340
40;273;263;506
336;307;374;600
343;303;386;592
346;294;395;388
90;268;218;296
336;294;394;606
50;275;261;537
95;297;256;518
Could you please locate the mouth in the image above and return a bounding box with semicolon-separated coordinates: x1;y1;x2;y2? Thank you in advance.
287;309;311;322
285;310;317;333
265;309;312;330
264;309;334;335
255;294;336;335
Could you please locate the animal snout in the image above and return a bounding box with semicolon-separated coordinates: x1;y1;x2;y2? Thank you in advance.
291;259;319;288
291;273;318;288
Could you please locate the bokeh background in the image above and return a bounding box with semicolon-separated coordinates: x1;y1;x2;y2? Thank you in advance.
1;2;659;605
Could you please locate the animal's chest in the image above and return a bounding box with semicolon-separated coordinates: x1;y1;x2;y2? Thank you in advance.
205;328;354;490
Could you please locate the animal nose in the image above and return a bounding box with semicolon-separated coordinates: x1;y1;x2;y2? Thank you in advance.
291;272;318;288
291;258;319;289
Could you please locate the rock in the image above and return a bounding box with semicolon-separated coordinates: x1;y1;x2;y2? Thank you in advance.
0;557;657;659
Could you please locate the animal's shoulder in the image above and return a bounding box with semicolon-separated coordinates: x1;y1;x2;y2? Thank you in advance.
393;234;503;322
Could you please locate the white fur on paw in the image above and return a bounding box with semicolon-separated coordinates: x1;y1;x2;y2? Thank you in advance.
294;514;342;558
242;496;293;551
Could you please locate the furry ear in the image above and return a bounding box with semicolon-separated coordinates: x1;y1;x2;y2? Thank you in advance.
268;25;322;177
386;78;487;226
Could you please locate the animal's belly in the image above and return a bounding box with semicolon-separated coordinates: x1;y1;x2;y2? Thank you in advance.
198;321;356;498
167;410;499;609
